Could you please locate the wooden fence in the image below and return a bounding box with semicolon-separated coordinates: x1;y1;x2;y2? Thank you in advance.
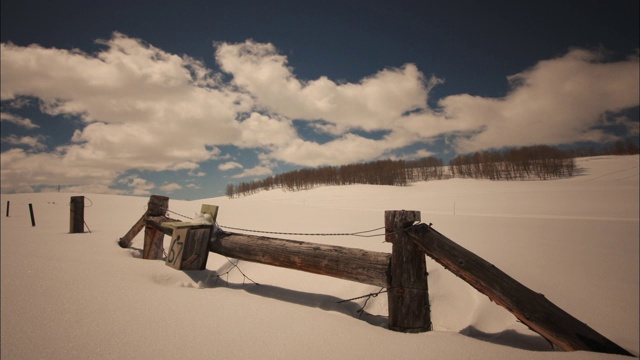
118;195;632;357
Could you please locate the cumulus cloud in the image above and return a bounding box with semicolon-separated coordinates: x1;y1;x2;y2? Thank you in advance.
159;182;182;192
236;112;299;148
1;112;39;129
118;176;155;195
1;33;251;193
218;161;243;171
231;165;273;179
1;33;638;195
214;40;456;166
0;148;120;193
1;33;250;157
188;170;207;177
440;49;639;152
1;134;47;150
216;40;435;133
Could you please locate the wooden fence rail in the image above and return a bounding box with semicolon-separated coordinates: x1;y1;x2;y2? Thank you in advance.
210;231;390;288
405;224;633;356
118;195;632;356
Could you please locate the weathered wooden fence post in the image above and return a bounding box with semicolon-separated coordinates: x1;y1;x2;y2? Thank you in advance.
142;195;169;260
162;204;218;270
385;210;431;333
147;195;170;217
118;195;169;249
69;196;85;233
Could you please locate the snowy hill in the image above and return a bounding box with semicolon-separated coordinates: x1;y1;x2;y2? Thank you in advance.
1;155;638;359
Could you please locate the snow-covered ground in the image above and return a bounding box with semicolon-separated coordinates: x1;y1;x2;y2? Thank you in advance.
1;155;638;359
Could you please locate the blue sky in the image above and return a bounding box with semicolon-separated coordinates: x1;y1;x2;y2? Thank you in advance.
1;0;638;199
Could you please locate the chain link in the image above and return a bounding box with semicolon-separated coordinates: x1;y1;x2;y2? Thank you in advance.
166;209;194;220
165;207;388;237
216;224;386;237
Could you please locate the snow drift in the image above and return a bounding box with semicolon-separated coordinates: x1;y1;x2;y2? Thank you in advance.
1;155;638;359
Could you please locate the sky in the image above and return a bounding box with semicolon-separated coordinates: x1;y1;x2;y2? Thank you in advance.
1;0;638;199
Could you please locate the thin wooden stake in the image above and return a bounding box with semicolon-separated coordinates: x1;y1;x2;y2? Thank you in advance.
29;203;35;227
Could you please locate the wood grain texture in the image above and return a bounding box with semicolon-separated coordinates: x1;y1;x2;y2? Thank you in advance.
210;231;391;288
407;223;632;356
385;210;430;333
118;196;169;248
69;196;84;233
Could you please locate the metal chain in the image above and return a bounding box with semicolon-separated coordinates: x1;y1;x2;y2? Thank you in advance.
337;288;388;303
165;208;422;238
337;287;388;319
216;223;386;237
166;209;194;220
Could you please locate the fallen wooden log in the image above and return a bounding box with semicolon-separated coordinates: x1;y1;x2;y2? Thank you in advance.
118;195;169;248
406;223;633;356
210;231;390;288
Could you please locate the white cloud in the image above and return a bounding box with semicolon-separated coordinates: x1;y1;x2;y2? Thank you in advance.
7;97;33;109
1;134;47;150
268;134;398;167
230;165;273;179
439;49;640;152
236;112;298;148
159;183;182;192
403;149;437;160
218;161;243;171
120;176;155;195
0;112;39;129
1;34;638;195
215;40;435;133
0;33;252;194
0;148;119;193
188;170;207;177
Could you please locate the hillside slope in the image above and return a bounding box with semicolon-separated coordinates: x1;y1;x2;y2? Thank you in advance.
1;155;638;359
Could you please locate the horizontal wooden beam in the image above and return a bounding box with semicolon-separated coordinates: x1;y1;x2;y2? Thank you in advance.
210;231;391;288
406;224;632;356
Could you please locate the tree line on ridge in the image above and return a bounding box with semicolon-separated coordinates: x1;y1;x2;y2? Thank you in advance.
225;142;638;198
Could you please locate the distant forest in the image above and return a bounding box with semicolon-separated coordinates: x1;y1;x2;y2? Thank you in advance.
226;141;639;198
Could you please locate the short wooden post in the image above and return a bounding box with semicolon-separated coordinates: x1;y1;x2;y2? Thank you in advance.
6;201;9;217
142;195;169;260
162;204;218;269
147;195;169;216
69;196;85;233
180;227;212;270
29;203;35;227
143;225;165;260
166;226;213;270
385;210;430;333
